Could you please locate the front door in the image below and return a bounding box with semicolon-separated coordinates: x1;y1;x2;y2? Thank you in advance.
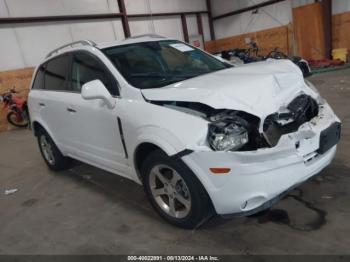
65;51;128;173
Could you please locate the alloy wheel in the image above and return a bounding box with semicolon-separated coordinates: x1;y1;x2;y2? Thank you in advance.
40;135;55;165
149;164;191;219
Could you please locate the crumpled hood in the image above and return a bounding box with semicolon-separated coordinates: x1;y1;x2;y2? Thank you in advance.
141;60;313;119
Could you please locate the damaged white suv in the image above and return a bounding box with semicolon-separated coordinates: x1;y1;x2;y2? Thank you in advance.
28;35;341;228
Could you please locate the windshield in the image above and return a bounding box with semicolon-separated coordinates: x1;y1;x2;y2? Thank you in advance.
102;40;231;89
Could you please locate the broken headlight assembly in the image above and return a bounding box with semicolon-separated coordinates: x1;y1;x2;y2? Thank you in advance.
208;116;249;151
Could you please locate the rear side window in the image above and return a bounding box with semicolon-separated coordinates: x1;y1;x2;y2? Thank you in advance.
71;52;118;96
32;66;45;90
44;55;69;91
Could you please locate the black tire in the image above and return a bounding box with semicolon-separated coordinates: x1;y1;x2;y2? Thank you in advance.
37;128;71;171
141;150;213;229
7;111;29;128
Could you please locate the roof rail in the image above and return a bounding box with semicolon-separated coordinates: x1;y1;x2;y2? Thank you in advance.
46;40;97;58
128;34;166;39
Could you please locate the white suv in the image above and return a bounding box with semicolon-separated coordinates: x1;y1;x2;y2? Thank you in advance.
28;35;341;228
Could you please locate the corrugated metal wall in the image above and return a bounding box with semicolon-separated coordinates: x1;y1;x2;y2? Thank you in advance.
2;0;350;71
212;0;293;40
212;0;350;40
0;0;210;71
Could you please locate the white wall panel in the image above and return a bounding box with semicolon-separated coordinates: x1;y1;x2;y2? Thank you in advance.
61;0;120;14
333;0;350;14
69;20;119;42
186;15;199;36
4;0;65;17
129;18;155;36
130;16;184;41
211;0;242;17
125;0;206;14
154;16;184;40
111;20;126;40
292;0;350;14
213;0;292;39
0;0;9;17
291;0;314;8
15;23;73;66
2;0;119;17
0;28;26;70
212;0;271;17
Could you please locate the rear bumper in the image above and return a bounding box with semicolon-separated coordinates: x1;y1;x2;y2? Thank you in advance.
182;103;340;216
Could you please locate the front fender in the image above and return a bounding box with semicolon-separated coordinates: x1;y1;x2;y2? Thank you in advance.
134;126;186;157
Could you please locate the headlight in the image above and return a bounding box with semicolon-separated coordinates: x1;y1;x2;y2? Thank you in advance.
208;121;249;151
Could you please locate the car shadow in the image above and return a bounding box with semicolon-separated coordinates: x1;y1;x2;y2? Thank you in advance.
57;160;336;231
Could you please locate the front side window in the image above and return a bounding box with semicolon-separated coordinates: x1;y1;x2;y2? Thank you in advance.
44;55;69;91
71;52;118;96
102;40;230;89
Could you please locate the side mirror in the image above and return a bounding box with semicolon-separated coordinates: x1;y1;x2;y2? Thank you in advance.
81;80;116;109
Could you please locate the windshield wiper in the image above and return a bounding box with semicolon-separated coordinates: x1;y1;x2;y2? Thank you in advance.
131;72;209;89
130;72;203;79
130;72;168;78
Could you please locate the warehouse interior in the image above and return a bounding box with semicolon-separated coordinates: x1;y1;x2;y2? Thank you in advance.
0;0;350;256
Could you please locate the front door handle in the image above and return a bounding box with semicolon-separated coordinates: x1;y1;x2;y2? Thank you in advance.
39;102;46;107
66;108;76;113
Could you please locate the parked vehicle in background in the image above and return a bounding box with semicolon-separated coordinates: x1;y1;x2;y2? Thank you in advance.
28;35;340;228
0;88;29;128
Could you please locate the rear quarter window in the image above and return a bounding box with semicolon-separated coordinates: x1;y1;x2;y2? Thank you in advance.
32;66;45;90
44;55;70;91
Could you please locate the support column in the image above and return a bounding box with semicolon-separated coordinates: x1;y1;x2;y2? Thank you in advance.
206;0;215;40
322;0;332;59
181;14;189;43
196;13;204;36
117;0;131;38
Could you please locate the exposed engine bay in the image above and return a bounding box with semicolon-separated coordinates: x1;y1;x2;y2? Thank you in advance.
150;94;320;152
263;94;319;146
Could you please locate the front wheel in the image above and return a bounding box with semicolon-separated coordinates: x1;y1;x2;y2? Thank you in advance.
141;150;213;229
7;111;29;128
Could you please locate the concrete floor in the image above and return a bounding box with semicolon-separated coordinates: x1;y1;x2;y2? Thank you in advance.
0;69;349;255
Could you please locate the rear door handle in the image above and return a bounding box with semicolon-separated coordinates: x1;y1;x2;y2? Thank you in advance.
39;102;46;107
67;108;76;113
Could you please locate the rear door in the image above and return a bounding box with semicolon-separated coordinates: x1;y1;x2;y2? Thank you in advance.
31;54;73;152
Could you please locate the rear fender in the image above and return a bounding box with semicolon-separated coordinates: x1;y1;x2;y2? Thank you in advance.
31;117;65;154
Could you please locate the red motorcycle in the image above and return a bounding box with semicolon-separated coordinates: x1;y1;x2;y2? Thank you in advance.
0;87;29;128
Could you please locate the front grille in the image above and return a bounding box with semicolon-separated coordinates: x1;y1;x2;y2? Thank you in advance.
263;95;319;146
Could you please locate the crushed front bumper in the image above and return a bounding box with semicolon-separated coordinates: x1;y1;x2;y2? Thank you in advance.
182;103;340;216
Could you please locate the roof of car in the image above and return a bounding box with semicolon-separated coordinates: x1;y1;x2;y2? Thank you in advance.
97;34;171;49
44;34;172;61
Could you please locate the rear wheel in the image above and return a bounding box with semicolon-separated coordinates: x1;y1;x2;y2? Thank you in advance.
141;150;213;229
7;111;29;128
37;129;71;171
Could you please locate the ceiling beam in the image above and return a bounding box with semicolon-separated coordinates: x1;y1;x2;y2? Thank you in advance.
127;11;208;18
0;13;123;24
0;12;209;25
322;0;332;59
213;0;287;20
